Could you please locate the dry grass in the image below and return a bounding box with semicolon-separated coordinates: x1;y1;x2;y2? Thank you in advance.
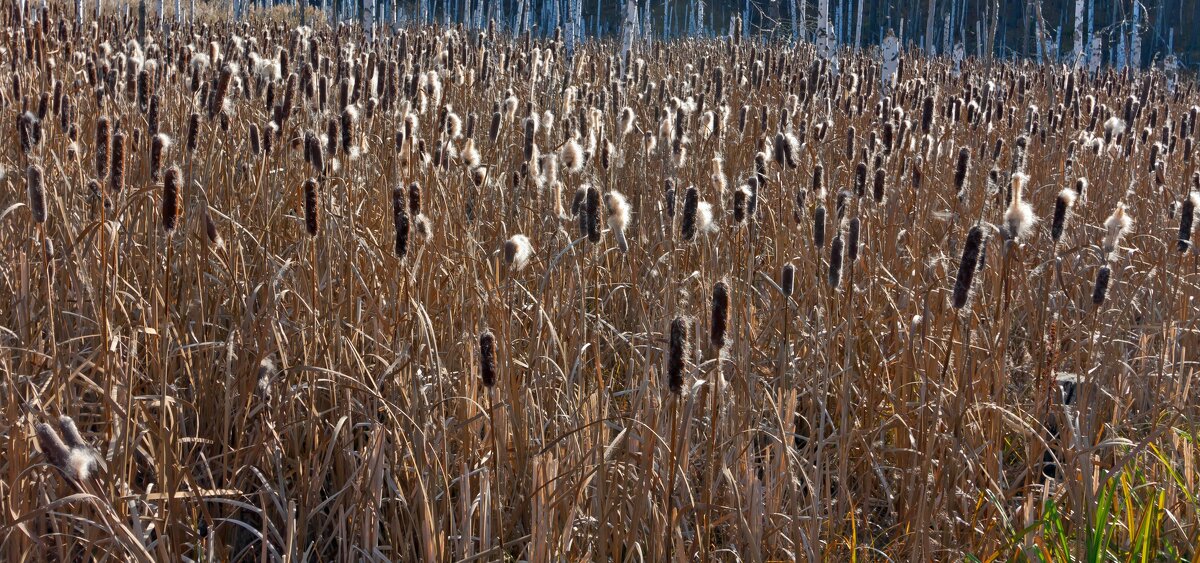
1;3;1199;561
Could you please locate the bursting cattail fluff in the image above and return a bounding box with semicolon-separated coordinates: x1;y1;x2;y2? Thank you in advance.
1003;173;1037;241
1102;203;1132;256
604;191;631;252
504;234;534;271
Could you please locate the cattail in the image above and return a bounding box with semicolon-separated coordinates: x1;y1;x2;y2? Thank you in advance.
811;164;825;198
110;131;126;193
408;182;422;216
828;235;844;288
147;94;159;137
667;316;689;394
732;185;749;224
341;106;357;154
523;116;537;162
1102;203;1132;256
872;168;886;203
681;186;699;241
921;95;936;133
1050;189;1077;243
952;226;985;308
710;281;729;350
585;186;602;243
504;234;534;271
307;132;324;174
954;147;971;195
781;264;796;297
847;217;861;262
17;112;36;154
204;209;223;248
35;423;73;477
850;162;867;197
150;133;169;181
1092;266;1111;305
605;191;631;252
186;112;200;154
326;118;339;158
488;111;502;143
303;179;319;237
1178;192;1198;252
1073;178;1088;200
95;117;110;180
249;124;261;156
813;206;827;248
1003;173;1037;241
479;330;497;388
162;167;180;233
392;185;409;259
27;165;46;224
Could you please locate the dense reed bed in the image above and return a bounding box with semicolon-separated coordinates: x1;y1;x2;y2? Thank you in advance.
1;4;1199;560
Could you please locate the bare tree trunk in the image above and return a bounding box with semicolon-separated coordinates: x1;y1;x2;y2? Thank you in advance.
986;0;999;61
923;0;936;53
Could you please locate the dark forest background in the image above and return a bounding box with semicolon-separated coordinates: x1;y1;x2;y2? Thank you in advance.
374;0;1198;70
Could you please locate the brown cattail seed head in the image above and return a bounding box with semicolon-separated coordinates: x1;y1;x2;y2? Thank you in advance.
847;217;861;262
828;235;844;288
479;330;497;388
249;123;261;156
110;131;126;193
392;185;410;260
95;117;110;180
952;225;985;309
150;134;168;181
162;167;181;233
813;206;826;248
408;182;422;216
27;164;46;223
1051;189;1077;243
1092;266;1111;305
1178;192;1198;252
680;186;699;241
954;147;971;194
667;316;689;394
585;186;601;243
303;179;319;237
186;112;200;153
710;282;729;350
781;264;796;297
35;423;72;476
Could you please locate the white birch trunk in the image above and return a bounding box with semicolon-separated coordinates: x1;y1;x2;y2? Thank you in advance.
1088;33;1101;77
882;30;900;93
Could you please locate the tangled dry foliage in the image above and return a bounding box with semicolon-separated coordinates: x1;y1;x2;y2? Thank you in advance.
2;3;1200;561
